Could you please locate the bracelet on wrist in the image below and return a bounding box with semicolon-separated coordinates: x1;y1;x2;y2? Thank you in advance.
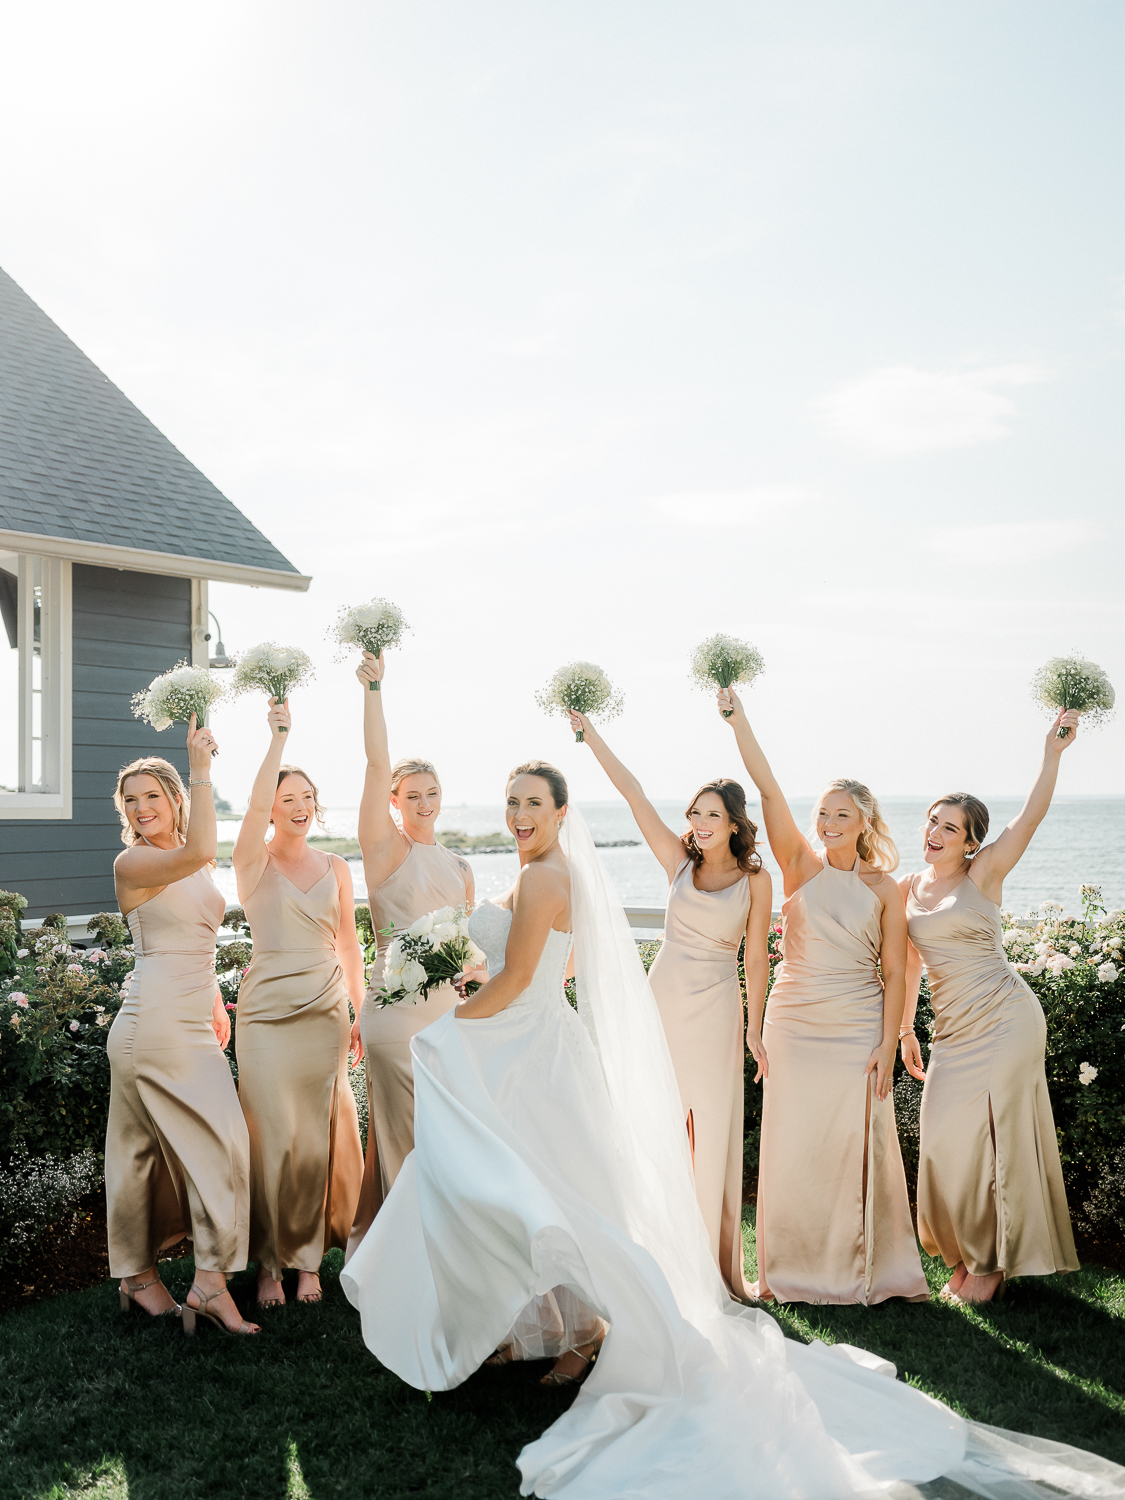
190;779;213;788
898;1027;916;1039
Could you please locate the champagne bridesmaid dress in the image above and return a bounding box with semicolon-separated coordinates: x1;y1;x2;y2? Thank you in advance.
236;855;364;1280
347;839;469;1251
906;875;1078;1278
758;856;928;1304
647;857;752;1300
106;866;250;1278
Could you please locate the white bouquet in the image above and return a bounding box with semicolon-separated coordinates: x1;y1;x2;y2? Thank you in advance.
229;643;314;731
331;598;409;689
536;661;624;742
1031;654;1115;740
690;634;765;717
376;905;486;1007
131;662;225;753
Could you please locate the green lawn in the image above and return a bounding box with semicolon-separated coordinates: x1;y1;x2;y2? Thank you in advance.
2;1215;1122;1500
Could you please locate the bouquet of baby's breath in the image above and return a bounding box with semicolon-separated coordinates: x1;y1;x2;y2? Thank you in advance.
536;661;624;742
376;906;486;1007
229;643;314;731
331;599;409;689
1032;654;1115;740
690;634;765;717
131;662;225;752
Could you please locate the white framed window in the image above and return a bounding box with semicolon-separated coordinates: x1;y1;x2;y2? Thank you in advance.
0;551;72;819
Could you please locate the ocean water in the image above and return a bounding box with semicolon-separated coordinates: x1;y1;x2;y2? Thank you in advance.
214;795;1125;921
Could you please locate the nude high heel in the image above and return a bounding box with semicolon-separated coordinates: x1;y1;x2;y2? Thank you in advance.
182;1284;260;1336
119;1275;181;1318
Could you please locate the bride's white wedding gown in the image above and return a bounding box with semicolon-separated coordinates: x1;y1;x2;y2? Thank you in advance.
342;819;1125;1500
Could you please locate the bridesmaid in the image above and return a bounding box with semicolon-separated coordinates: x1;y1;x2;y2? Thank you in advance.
721;687;928;1305
346;651;474;1252
109;721;258;1334
568;709;772;1301
234;698;365;1308
899;709;1081;1304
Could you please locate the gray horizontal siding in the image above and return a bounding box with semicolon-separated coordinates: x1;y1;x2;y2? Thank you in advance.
0;563;193;918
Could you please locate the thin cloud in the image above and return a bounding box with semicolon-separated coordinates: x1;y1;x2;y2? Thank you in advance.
925;519;1100;563
819;363;1047;455
653;486;814;524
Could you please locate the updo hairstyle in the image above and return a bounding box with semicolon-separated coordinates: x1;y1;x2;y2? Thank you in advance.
927;792;990;857
508;759;568;809
818;777;899;872
390;757;440;795
681;778;762;874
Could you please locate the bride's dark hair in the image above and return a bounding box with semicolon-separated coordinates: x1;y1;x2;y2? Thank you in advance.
508;759;568;809
681;778;761;874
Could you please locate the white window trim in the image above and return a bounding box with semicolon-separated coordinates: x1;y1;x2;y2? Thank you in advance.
191;579;209;667
0;554;72;820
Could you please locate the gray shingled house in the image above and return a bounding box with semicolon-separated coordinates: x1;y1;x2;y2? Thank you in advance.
0;265;309;918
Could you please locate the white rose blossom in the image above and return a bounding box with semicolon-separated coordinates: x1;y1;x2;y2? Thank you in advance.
1045;954;1074;976
1096;961;1119;984
399;959;428;994
1078;1062;1098;1086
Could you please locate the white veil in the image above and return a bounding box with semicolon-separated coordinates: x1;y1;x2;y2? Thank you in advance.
560;806;740;1332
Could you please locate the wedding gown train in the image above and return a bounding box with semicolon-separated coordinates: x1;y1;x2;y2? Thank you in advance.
341;813;1125;1500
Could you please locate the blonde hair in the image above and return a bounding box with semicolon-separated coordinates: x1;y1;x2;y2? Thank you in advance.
817;777;899;872
114;757;189;847
390;757;440;795
274;765;328;829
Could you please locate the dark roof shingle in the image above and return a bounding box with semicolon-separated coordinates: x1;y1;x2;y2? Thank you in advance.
0;266;300;576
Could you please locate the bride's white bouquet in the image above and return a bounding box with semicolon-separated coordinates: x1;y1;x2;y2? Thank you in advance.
1031;654;1115;740
331;598;409;689
536;661;624;742
131;662;225;752
376;905;487;1007
690;634;765;717
229;643;314;731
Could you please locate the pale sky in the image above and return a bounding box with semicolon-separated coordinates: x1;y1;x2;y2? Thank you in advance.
2;1;1122;813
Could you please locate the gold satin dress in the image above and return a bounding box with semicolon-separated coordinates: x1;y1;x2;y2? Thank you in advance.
235;857;364;1279
758;857;928;1304
106;867;250;1278
348;840;469;1252
907;875;1078;1278
648;857;752;1300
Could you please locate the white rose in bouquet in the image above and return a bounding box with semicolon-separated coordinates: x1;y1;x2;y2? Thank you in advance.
466;941;487;969
430;922;459;946
407;913;435;939
400;958;428;994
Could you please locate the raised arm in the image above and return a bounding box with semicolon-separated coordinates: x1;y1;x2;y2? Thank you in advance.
568;711;685;878
114;717;220;906
355;652;408;887
455;864;567;1020
717;688;818;890
971;709;1079;902
743;868;773;1084
233;698;290;902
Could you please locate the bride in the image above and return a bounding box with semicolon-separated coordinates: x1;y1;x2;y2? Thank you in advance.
342;761;1125;1499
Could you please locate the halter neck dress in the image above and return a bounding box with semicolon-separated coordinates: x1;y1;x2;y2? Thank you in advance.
646;857;752;1300
348;838;470;1253
235;854;364;1279
106;864;250;1277
758;856;927;1304
906;874;1078;1278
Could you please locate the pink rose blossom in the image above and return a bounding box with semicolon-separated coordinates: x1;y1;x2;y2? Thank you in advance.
12;992;28;1008
69;1020;79;1031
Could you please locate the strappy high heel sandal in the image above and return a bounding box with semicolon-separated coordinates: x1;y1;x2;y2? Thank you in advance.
119;1275;181;1318
540;1336;603;1388
295;1273;322;1305
182;1284;260;1336
484;1344;515;1367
